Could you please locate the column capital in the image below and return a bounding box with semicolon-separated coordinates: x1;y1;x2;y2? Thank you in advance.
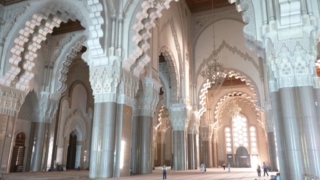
89;61;121;103
133;78;161;117
267;39;318;92
38;91;59;123
117;69;139;106
169;103;192;131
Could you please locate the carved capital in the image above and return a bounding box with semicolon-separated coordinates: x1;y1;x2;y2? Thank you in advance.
267;40;318;92
117;69;139;106
37;92;58;123
133;78;161;117
169;103;192;131
90;62;120;103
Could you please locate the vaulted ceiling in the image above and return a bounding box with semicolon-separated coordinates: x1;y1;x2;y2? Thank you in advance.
185;0;232;13
0;0;25;6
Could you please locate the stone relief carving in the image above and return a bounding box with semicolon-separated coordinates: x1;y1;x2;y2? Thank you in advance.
37;92;58;123
268;40;318;92
90;61;120;103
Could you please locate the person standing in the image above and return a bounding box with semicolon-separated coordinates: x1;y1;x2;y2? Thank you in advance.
228;163;230;172
263;162;269;176
200;163;206;173
223;163;226;170
256;165;261;177
162;165;167;180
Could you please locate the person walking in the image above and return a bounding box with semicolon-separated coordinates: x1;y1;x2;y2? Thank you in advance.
162;165;167;180
223;163;226;170
263;162;269;176
228;163;230;172
256;165;261;177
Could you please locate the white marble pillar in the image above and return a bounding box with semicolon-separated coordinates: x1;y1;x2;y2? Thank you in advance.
31;122;46;172
170;104;191;170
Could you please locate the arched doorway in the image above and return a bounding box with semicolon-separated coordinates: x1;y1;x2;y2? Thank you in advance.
10;133;25;172
235;146;250;167
66;131;77;169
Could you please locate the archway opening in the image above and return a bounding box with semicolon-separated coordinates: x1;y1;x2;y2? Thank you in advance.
66;131;77;170
10;132;25;172
235;146;250;168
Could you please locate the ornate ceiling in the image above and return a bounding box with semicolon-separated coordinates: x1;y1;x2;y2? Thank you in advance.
185;0;232;13
0;0;25;6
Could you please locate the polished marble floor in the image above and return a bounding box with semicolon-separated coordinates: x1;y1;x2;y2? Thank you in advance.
2;167;278;180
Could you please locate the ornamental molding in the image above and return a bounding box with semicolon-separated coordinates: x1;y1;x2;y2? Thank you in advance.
0;2;30;42
57;37;86;94
0;0;104;92
124;0;179;77
90;61;121;103
159;46;180;103
117;69;139;106
64;109;87;141
0;85;24;116
267;39;318;92
133;78;161;117
195;40;260;80
169;103;192;131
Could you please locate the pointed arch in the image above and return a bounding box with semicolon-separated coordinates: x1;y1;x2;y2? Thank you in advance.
0;0;105;93
64;110;87;141
159;46;180;103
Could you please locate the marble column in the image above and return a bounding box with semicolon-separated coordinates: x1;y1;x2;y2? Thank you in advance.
114;103;133;177
279;88;304;179
297;86;320;177
173;130;186;170
199;126;213;168
131;78;160;174
212;130;218;167
89;102;117;178
170;104;191;170
187;134;195;169
31;122;46;172
314;88;320;127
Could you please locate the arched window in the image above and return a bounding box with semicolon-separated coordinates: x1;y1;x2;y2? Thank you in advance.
225;127;232;152
232;115;248;148
250;126;258;153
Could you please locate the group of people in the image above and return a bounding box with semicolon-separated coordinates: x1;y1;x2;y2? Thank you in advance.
256;162;269;177
160;161;270;180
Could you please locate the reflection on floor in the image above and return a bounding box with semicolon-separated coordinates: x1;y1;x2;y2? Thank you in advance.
3;167;278;180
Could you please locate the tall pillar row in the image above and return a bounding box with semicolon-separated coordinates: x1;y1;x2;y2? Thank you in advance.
131;78;160;174
264;105;278;171
199;126;213;168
